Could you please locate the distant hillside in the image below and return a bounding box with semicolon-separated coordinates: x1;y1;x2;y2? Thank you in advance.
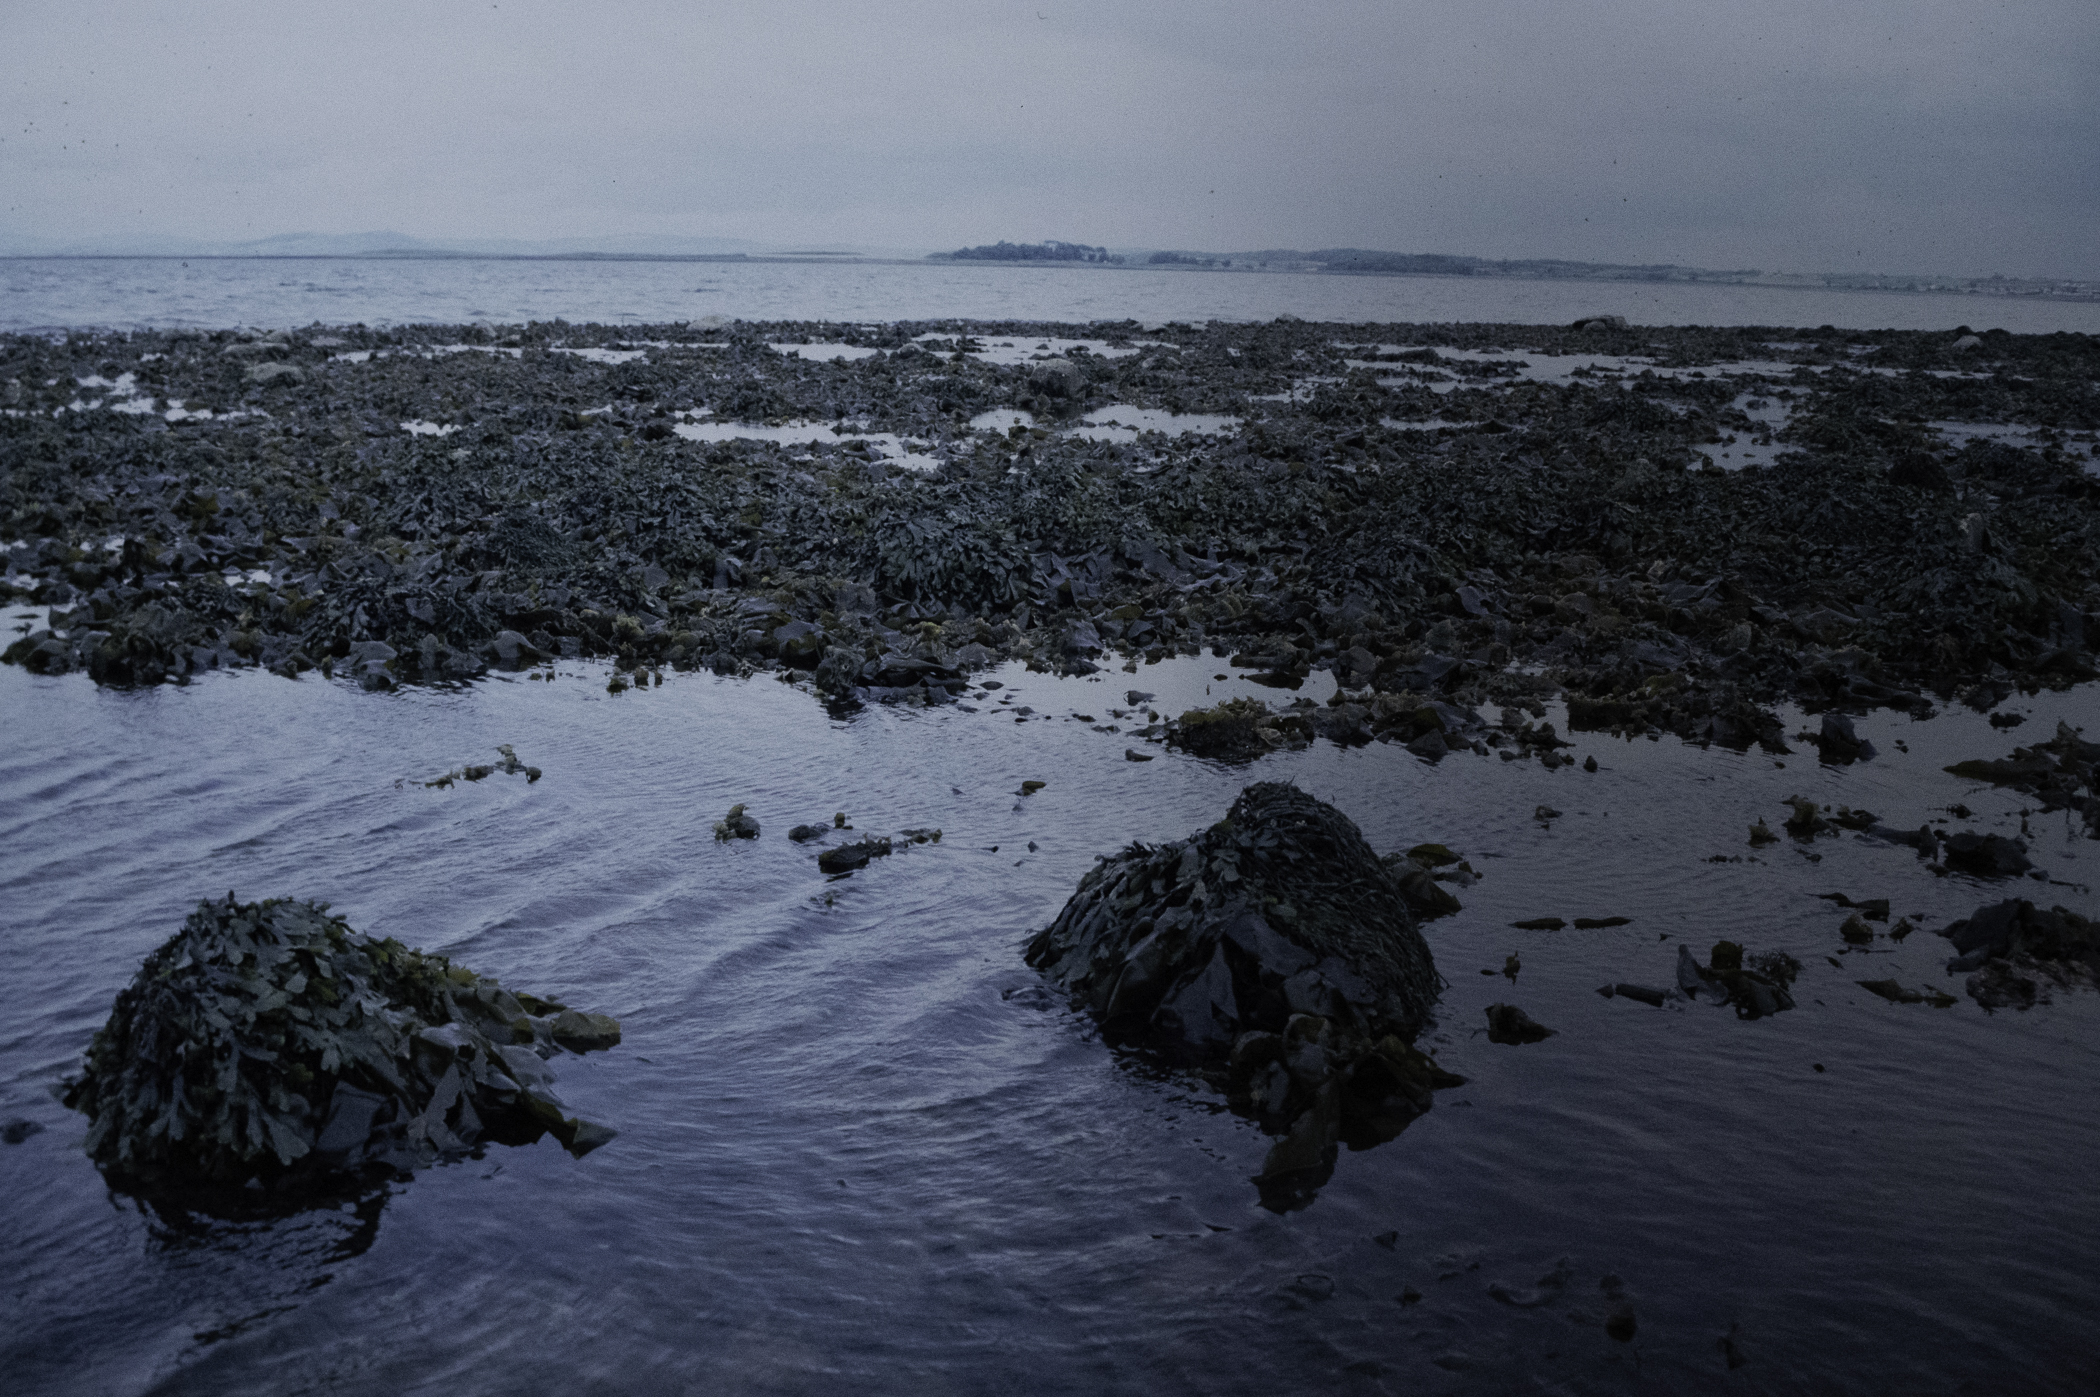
0;231;780;259
1278;248;1763;281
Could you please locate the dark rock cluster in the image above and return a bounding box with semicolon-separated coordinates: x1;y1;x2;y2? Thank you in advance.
1944;721;2100;841
63;895;619;1210
1674;940;1801;1019
1940;898;2100;1009
1025;783;1455;1208
3;319;2093;761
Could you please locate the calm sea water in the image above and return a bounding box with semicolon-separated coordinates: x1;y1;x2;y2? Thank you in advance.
2;647;2096;1395
4;256;2097;334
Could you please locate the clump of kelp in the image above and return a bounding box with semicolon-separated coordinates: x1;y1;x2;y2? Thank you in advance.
1940;897;2100;1010
1026;783;1458;1209
63;895;619;1210
4;319;2094;774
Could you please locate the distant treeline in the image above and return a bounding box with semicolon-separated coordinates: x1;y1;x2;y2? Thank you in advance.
939;240;1123;264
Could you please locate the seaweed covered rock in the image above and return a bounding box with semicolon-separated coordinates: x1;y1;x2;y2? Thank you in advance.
1025;783;1451;1208
63;895;620;1206
1675;940;1800;1019
1168;697;1281;760
1381;843;1474;919
1940;898;2100;1008
714;803;761;840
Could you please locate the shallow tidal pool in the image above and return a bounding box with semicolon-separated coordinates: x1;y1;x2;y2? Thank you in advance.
2;658;2095;1395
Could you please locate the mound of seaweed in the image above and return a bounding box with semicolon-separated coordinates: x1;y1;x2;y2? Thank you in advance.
63;895;621;1206
1941;898;2100;1009
1025;783;1453;1208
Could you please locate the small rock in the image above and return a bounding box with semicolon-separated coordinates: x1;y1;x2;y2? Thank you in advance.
1484;1003;1554;1044
550;1009;623;1052
1605;1303;1638;1342
1406;729;1449;760
1;1118;44;1144
1816;712;1876;764
713;803;760;840
818;837;891;874
1857;979;1957;1007
1610;983;1668;1006
1511;917;1565;931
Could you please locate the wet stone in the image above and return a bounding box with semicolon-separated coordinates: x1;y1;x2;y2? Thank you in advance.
1484;1004;1554;1043
818;837;892;874
1940;898;2100;1007
714;803;761;840
1601;983;1668;1007
1025;783;1450;1209
1676;940;1800;1019
60;895;620;1210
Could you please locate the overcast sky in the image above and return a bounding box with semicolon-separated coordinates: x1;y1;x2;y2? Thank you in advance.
3;1;2094;278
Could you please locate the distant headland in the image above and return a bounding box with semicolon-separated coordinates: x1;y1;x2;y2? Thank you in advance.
929;241;2096;303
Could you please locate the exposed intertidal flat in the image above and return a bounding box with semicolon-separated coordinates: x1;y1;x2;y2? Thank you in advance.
3;317;2099;1394
4;319;2097;751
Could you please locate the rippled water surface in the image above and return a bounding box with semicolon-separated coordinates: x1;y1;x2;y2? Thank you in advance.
7;257;2099;334
2;660;2097;1395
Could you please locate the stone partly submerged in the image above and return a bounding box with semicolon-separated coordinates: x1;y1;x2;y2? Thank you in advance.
1675;940;1801;1019
1024;782;1456;1210
63;895;621;1210
1940;898;2100;1009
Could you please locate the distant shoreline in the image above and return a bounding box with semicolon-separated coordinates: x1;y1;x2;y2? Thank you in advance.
5;251;2093;304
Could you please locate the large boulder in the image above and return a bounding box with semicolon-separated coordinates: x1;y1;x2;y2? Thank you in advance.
63;895;620;1207
1027;358;1085;398
1025;783;1453;1208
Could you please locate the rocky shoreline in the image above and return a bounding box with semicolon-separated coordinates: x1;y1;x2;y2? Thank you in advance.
4;317;2095;753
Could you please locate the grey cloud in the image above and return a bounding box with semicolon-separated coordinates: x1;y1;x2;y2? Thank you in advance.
1;0;2093;278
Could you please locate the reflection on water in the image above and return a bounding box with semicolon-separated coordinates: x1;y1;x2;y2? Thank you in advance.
1071;405;1242;442
768;341;881;362
669;417;940;470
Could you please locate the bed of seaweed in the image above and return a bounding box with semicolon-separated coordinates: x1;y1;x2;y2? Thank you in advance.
4;318;2094;749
